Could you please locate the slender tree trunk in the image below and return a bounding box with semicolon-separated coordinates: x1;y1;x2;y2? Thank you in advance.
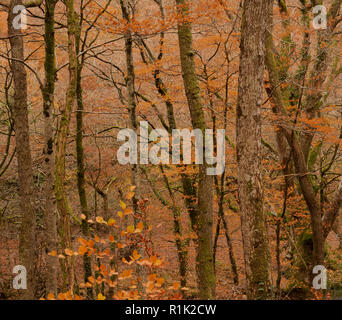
219;204;238;285
55;0;77;292
120;0;140;219
138;24;190;287
42;0;58;295
7;0;36;299
120;0;144;290
75;13;93;299
135;3;191;285
264;4;326;273
236;0;271;299
176;0;215;299
159;166;188;288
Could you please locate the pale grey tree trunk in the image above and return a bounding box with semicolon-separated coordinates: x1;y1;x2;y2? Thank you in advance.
236;0;272;300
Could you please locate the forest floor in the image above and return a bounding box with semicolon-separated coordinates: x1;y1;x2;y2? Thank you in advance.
0;206;341;300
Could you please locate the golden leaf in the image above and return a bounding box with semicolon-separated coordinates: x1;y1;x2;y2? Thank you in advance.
48;250;57;257
124;208;133;215
96;216;105;224
88;239;95;248
126;192;135;200
135;221;144;233
78;237;88;246
88;276;95;284
148;274;157;281
156;277;165;287
173;281;180;290
127;225;135;233
47;293;55;300
57;293;65;300
78;246;88;255
119;200;127;210
132;250;141;261
64;291;72;300
108;218;116;226
117;242;125;249
97;293;106;300
64;248;73;256
154;258;163;267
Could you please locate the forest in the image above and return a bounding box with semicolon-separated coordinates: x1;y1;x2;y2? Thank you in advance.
0;0;341;301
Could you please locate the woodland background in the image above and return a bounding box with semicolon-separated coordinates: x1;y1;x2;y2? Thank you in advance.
0;0;342;300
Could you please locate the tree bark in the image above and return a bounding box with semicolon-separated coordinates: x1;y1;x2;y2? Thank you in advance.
55;0;77;292
120;0;144;291
7;0;36;299
42;0;58;295
75;10;93;299
120;0;140;219
176;0;215;299
236;0;271;299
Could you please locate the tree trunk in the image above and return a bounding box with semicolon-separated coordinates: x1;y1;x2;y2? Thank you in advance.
236;0;271;299
120;0;140;219
120;0;144;290
7;0;36;299
55;0;77;293
264;3;326;271
75;11;93;299
176;0;215;299
42;0;58;295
